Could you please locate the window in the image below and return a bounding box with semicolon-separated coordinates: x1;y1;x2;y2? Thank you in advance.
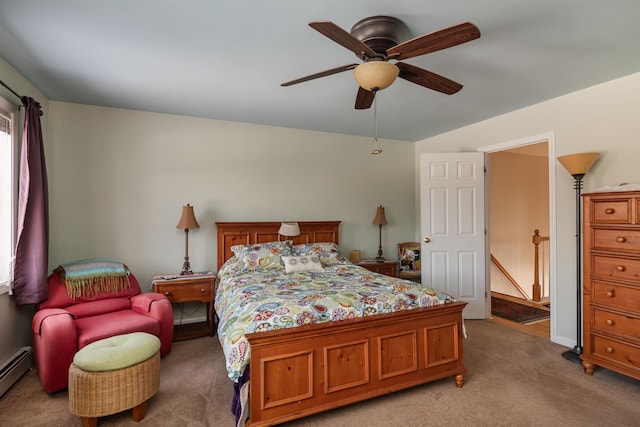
0;97;17;294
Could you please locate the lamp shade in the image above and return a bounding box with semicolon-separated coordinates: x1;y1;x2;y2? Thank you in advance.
176;204;200;230
557;152;600;176
372;205;388;225
279;222;300;237
353;61;399;91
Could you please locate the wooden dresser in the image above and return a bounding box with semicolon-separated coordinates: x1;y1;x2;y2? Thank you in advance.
582;191;640;380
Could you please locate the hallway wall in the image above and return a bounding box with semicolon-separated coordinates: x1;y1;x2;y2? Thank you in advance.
490;148;549;299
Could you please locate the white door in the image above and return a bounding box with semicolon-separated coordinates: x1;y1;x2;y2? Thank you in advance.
420;152;488;319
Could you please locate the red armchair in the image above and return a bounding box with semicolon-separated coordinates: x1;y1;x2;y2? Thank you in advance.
32;270;173;393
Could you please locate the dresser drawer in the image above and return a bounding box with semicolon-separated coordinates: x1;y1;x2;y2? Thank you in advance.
591;199;632;224
592;281;640;311
155;282;213;302
592;308;640;340
592;255;640;283
590;335;640;372
592;228;640;252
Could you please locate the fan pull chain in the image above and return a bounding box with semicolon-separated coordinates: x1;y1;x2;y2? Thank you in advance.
371;91;382;155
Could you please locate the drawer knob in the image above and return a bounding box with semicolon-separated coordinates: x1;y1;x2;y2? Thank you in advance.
616;236;627;243
605;208;616;214
606;290;616;298
605;346;614;353
606;319;615;326
200;288;205;293
615;265;626;272
164;291;170;296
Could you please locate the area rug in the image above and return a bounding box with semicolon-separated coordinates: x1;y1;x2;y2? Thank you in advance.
491;296;550;324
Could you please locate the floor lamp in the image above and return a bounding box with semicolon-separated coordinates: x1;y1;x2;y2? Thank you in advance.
557;152;600;364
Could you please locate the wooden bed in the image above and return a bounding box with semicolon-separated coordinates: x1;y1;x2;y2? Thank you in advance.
216;221;467;427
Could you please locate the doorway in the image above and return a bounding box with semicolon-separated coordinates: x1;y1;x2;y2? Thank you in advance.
480;134;555;340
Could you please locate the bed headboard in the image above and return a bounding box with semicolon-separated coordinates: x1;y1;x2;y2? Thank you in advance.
215;221;341;269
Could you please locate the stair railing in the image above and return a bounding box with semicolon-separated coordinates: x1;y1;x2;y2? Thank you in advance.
490;254;529;300
531;229;550;302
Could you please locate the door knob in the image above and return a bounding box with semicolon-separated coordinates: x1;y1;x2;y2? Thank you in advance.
423;237;431;243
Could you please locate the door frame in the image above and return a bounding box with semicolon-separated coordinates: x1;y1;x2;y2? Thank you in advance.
478;132;558;343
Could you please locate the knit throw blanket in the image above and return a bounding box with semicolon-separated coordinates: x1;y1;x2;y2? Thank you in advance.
55;259;131;298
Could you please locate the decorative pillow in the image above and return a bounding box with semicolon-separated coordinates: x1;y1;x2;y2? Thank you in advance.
282;255;324;273
292;242;350;266
231;240;293;271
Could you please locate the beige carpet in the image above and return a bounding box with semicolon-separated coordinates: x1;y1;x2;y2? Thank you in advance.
1;320;639;426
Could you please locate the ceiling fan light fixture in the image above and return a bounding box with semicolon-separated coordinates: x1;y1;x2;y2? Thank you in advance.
371;146;383;155
353;61;399;91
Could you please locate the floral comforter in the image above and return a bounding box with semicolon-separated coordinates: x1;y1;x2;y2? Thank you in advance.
215;262;452;381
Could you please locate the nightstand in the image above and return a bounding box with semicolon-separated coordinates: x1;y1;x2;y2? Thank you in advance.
355;259;399;277
152;273;216;341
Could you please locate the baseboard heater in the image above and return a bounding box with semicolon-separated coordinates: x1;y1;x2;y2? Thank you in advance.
0;346;32;398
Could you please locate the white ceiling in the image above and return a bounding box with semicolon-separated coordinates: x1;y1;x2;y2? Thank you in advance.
0;1;638;142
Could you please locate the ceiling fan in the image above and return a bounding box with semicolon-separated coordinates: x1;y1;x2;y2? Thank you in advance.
281;16;480;109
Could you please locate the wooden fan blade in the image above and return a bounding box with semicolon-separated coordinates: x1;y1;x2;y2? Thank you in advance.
387;22;480;60
309;21;377;59
396;62;463;95
281;63;358;87
355;87;375;109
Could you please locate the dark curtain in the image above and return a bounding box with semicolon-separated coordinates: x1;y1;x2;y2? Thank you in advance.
13;97;49;305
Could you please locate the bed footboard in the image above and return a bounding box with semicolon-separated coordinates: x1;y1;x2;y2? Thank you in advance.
246;301;467;426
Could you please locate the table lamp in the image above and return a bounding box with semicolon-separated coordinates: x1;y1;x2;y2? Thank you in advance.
176;203;200;275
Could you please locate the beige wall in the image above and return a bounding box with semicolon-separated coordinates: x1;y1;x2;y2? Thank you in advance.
415;72;640;347
47;102;417;287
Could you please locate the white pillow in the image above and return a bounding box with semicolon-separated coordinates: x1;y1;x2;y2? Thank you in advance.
282;255;324;273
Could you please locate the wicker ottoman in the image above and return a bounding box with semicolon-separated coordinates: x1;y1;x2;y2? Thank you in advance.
68;332;161;427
